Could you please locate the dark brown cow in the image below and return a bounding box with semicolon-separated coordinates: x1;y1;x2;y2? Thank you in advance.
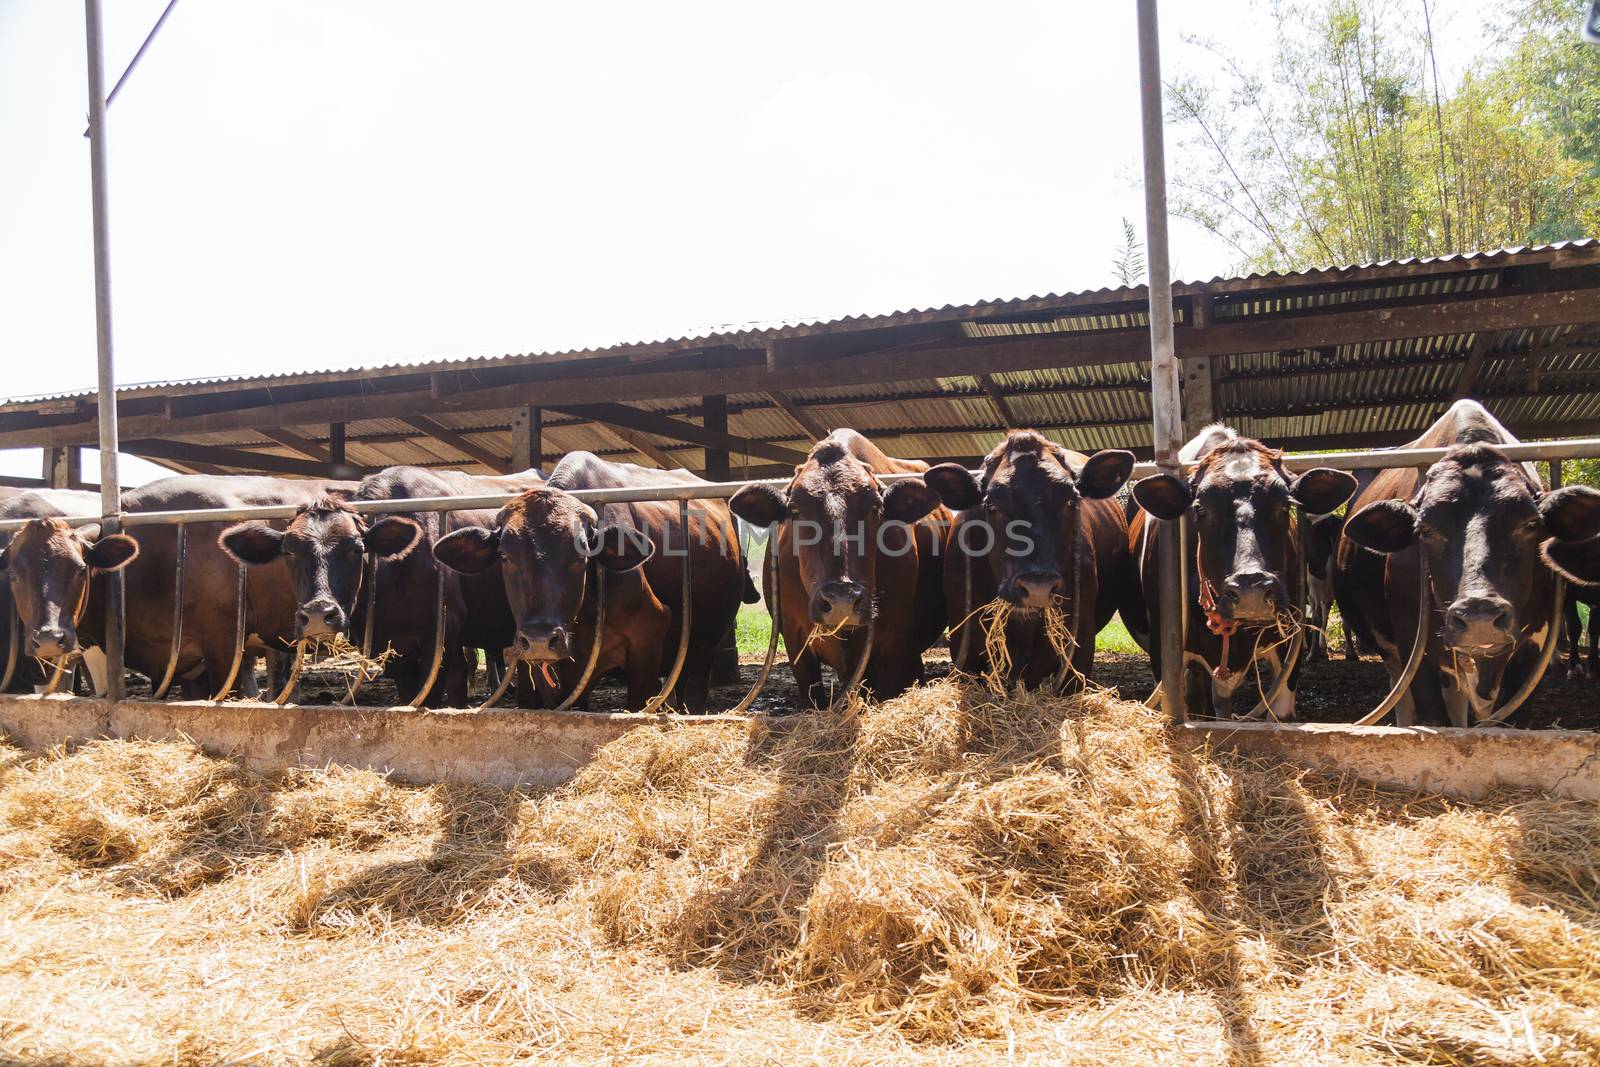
1127;425;1356;718
729;430;947;709
0;489;126;693
1334;400;1600;726
0;476;355;699
921;431;1134;689
218;496;421;640
345;466;545;707
433;453;753;712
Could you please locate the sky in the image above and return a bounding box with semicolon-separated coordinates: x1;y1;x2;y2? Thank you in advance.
0;0;1480;484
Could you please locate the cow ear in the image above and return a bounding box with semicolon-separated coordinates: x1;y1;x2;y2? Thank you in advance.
1542;538;1600;587
86;533;139;572
1132;474;1191;521
1539;485;1600;544
1343;500;1418;554
433;526;500;574
1078;450;1136;499
729;484;788;528
364;516;421;560
219;522;285;566
1290;467;1358;515
594;524;655;571
923;463;981;510
0;545;10;573
884;479;941;523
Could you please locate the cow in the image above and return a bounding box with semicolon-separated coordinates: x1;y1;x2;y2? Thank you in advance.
0;489;122;694
432;453;754;712
1125;425;1357;719
339;467;545;706
920;431;1135;690
1304;513;1342;661
1562;586;1599;680
728;430;947;709
1335;400;1600;726
0;476;357;700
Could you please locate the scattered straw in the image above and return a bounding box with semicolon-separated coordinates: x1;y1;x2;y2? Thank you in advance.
976;598;1087;695
1;683;1597;1064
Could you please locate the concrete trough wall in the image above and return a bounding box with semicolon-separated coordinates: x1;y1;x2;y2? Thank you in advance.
0;694;1595;801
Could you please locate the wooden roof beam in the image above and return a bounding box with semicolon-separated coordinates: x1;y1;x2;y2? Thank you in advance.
123;439;367;479
764;390;828;442
972;374;1019;429
549;403;808;466
401;416;512;475
258;426;333;463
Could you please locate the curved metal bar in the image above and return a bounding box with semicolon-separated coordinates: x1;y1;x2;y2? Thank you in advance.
209;563;248;702
1474;574;1566;728
405;565;449;709
476;655;519;711
729;542;782;716
1050;522;1084;695
639;499;692;715
271;638;308;705
1351;552;1432;727
829;607;876;711
42;651;76;695
953;536;975;673
551;558;608;714
151;524;186;700
341;556;380;705
0;603;18;692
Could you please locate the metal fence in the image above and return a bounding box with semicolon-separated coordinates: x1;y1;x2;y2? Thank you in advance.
5;434;1600;723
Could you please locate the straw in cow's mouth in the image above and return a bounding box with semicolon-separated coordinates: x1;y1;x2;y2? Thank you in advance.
975;597;1088;695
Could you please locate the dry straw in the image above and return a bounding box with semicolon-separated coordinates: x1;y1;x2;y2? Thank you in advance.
0;681;1597;1064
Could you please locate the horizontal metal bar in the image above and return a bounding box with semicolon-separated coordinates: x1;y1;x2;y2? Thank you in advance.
7;435;1600;532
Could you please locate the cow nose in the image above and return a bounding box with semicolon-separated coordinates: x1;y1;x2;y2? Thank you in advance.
1011;569;1061;611
28;627;72;659
296;600;346;638
812;581;868;628
1223;571;1278;619
1445;595;1514;651
515;623;570;661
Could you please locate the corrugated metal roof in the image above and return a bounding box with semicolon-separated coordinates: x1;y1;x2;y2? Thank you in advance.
6;240;1594;407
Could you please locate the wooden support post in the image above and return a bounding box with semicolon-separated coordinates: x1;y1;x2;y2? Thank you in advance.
328;422;346;466
1549;457;1564;491
42;447;73;489
511;405;542;472
702;395;730;481
1181;295;1218;440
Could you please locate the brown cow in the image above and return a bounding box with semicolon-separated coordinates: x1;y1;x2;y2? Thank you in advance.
0;476;356;699
729;430;947;709
433;453;754;712
921;431;1134;689
1334;400;1600;726
0;489;127;694
1127;425;1356;718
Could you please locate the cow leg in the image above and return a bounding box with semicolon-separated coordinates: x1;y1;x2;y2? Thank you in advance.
1587;608;1599;679
790;647;826;711
1376;653;1419;727
624;646;665;712
1565;595;1582;679
1260;648;1296;721
441;645;470;708
676;648;714;714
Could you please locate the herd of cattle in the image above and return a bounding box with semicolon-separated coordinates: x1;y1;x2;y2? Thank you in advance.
1;399;1598;727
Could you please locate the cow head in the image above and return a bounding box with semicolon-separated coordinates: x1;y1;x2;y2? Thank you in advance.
0;518;137;659
220;497;420;640
924;432;1133;613
729;436;941;631
1344;444;1600;659
431;487;652;663
1133;435;1356;624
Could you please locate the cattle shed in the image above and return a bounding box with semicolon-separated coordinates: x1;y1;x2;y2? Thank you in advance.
2;240;1598;487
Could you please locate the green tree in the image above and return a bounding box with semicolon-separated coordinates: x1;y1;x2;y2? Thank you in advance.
1168;0;1600;271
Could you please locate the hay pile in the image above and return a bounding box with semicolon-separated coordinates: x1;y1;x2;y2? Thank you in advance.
1;683;1597;1064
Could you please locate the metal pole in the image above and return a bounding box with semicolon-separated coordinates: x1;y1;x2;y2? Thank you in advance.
84;0;124;702
1137;0;1185;725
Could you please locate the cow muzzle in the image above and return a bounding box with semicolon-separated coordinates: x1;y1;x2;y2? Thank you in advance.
811;580;869;630
27;626;75;660
296;600;347;639
1444;595;1515;654
514;623;570;662
1008;569;1062;613
1221;570;1280;622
